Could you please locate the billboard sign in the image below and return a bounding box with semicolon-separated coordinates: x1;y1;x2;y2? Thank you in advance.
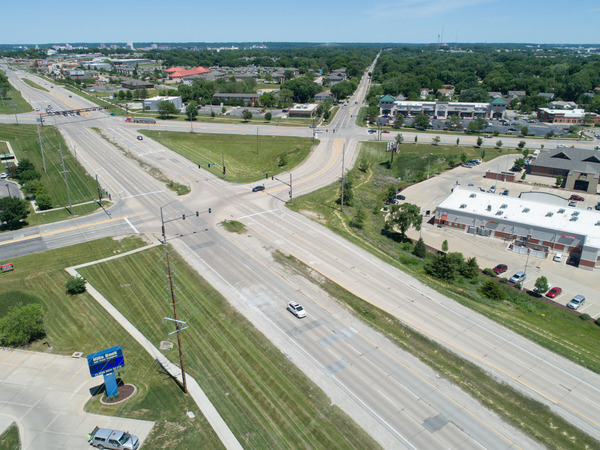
87;346;125;377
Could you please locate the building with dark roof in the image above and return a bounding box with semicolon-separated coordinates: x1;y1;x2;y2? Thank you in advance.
528;147;600;192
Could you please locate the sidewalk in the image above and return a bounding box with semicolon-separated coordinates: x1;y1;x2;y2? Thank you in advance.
66;241;242;450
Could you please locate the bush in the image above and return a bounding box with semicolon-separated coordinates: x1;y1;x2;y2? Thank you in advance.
0;303;45;347
413;238;427;258
482;268;497;277
65;276;86;295
480;280;505;300
579;313;591;321
35;194;53;211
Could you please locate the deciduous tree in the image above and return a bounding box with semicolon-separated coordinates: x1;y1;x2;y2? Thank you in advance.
385;203;422;238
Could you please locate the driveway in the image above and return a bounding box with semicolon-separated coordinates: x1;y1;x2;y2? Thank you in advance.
0;349;154;449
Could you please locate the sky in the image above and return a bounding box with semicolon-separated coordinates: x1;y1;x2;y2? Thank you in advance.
1;0;599;45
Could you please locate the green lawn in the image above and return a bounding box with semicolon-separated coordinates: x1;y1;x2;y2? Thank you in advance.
143;130;317;183
0;83;33;115
0;237;225;449
288;141;600;376
76;245;377;449
22;78;49;92
0;423;20;450
0;124;101;228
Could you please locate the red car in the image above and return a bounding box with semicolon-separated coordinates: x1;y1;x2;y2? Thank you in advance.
382;130;390;133
493;264;508;275
546;287;562;298
569;194;584;201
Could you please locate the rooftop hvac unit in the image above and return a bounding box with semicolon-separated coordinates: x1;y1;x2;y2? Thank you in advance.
523;208;530;213
460;203;467;209
486;204;492;211
496;211;503;215
546;212;554;217
572;211;580;216
558;208;565;214
500;204;508;209
596;221;600;226
570;216;579;221
469;193;476;198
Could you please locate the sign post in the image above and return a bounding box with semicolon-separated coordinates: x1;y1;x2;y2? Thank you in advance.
87;346;125;399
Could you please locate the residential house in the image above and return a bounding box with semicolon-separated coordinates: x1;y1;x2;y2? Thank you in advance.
315;90;335;102
507;90;526;99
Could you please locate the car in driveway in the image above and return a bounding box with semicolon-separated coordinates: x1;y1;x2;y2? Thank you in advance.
546;287;562;298
252;185;265;192
569;194;584;201
553;253;563;262
567;295;585;310
0;172;7;179
287;301;306;318
493;264;508;275
509;271;526;284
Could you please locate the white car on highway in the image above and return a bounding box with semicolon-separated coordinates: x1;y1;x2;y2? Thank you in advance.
287;301;306;318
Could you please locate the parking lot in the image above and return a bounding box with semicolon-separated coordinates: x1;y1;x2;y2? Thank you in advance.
0;349;154;449
402;153;600;319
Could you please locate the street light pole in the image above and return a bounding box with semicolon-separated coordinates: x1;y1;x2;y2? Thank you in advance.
427;153;433;179
5;184;11;198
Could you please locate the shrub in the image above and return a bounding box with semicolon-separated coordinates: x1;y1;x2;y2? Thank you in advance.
579;313;591;321
482;268;497;277
65;276;86;295
35;194;53;211
480;280;505;300
0;303;45;347
413;238;427;258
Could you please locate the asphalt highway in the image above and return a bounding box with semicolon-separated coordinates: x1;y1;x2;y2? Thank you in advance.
1;62;599;447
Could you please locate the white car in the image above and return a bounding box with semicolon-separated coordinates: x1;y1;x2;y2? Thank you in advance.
287;301;306;318
553;253;562;262
0;172;7;179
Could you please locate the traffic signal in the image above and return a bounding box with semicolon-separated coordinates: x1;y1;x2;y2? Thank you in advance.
271;176;274;180
222;166;226;175
208;208;212;213
182;214;185;220
207;163;211;168
196;211;199;217
198;164;201;169
265;173;268;179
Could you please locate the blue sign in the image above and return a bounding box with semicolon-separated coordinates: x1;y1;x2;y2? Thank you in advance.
87;346;125;377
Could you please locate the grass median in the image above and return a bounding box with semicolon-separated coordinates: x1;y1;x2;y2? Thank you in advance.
22;78;49;92
288;141;600;373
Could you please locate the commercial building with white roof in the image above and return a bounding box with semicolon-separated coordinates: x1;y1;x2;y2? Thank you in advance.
434;186;600;269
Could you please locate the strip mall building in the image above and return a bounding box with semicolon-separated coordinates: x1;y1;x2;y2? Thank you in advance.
434;186;600;269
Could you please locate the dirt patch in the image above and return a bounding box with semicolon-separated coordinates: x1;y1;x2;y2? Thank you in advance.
100;384;137;405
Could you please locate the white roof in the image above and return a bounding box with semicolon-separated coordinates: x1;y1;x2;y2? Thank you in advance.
539;108;585;118
438;186;600;247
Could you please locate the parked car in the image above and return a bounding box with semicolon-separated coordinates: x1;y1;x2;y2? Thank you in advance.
553;253;563;262
508;127;517;131
546;287;562;299
567;295;585;310
509;271;526;284
89;426;140;450
566;255;580;266
501;189;509;196
287;301;306;318
569;194;584;201
0;172;7;179
595;202;600;211
394;194;406;201
493;264;508;274
252;185;265;192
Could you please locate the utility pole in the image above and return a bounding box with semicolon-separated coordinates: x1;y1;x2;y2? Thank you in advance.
12;104;19;126
96;175;103;206
340;142;345;213
256;127;259;154
165;250;188;394
59;144;72;214
37;123;46;173
289;173;293;205
222;153;225;180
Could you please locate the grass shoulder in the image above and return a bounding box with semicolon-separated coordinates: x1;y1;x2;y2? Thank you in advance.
76;244;378;449
0;83;32;114
0;422;20;449
22;78;49;92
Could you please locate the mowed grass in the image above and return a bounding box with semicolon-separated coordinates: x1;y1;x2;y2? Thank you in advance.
0;124;101;227
0;82;33;114
77;245;378;449
0;423;20;449
289;141;600;373
0;237;225;449
143;130;317;183
22;78;49;92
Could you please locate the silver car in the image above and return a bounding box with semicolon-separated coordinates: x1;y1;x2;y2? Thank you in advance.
567;295;585;310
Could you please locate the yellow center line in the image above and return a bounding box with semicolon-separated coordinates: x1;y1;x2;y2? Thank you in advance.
0;216;129;247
